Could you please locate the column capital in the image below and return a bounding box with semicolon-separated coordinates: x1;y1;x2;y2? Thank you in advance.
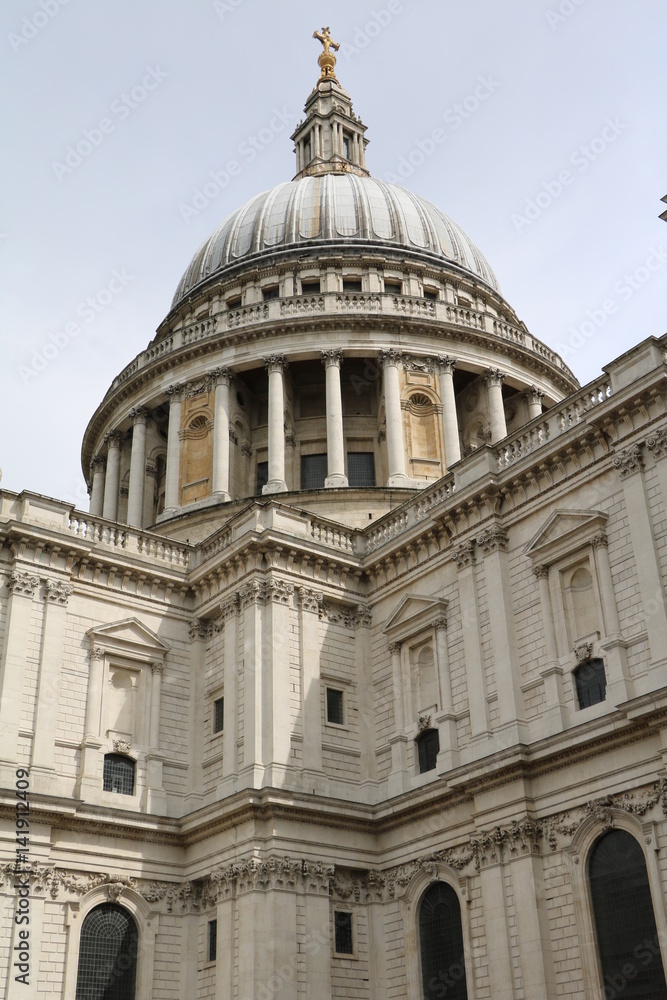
129;406;148;425
388;641;402;654
8;570;39;597
646;424;667;460
103;430;122;449
591;532;608;550
476;523;509;555
379;349;403;369
436;355;457;375
89;645;105;662
150;660;165;676
434;616;448;633
321;349;343;369
264;354;287;375
533;563;550;580
451;540;476;570
44;579;73;605
298;587;323;614
90;455;106;474
210;367;234;386
483;368;507;388
612;443;643;479
166;382;183;400
525;385;545;404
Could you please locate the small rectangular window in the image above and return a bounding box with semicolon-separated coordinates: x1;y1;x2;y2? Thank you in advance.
262;285;279;300
347;453;376;488
343;134;350;158
256;461;268;493
301;280;321;295
343;279;362;293
417;729;439;774
227;295;242;310
423;287;438;300
334;911;354;955
326;687;344;725
384;280;402;295
213;696;224;734
207;919;217;963
574;658;607;709
301;454;327;490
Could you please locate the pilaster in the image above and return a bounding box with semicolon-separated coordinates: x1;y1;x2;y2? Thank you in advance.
164;384;183;513
30;578;73;791
0;571;39;781
451;541;489;745
298;587;327;792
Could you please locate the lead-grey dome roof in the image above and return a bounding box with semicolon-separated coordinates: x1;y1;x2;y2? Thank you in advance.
172;175;500;306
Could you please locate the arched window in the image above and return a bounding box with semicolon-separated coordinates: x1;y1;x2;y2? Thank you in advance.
419;882;468;1000
416;729;439;774
103;754;135;795
574;658;606;709
75;903;138;1000
589;830;667;998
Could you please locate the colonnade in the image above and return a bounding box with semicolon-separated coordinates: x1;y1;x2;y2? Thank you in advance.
88;353;535;526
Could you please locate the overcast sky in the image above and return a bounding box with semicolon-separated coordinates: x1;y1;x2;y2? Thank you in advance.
1;0;665;506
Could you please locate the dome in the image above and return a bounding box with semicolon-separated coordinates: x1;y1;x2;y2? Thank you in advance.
172;175;500;307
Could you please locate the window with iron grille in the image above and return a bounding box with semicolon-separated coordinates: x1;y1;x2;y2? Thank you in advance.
419;883;468;1000
589;830;667;998
207;919;217;963
334;911;354;955
347;452;375;487
301;454;327;490
256;461;268;493
416;729;439;774
326;688;344;726
574;658;606;709
75;903;138;1000
103;754;135;795
213;696;224;734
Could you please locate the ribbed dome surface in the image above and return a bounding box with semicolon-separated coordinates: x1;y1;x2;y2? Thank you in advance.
172;175;499;306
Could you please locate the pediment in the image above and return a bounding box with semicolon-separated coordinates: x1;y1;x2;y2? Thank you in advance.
383;594;448;642
524;509;607;562
86;618;170;661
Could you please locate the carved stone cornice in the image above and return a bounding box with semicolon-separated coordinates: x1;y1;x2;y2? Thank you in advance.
321;349;343;368
612;443;644;479
646;424;667;460
435;355;457;376
7;571;39;597
476;524;509;555
451;540;475;570
44;579;73;605
203;857;334;905
264;354;287;375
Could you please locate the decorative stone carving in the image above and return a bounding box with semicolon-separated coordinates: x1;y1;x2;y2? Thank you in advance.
574;641;593;664
645;424;667;460
544;779;667;851
150;661;164;675
526;385;545;405
264;354;287;374
188;618;211;641
435;355;457;375
417;714;432;734
220;593;241;620
451;540;475;570
90;645;105;662
591;532;608;549
165;382;183;399
403;354;435;373
379;348;404;368
476;524;509;555
7;571;39;597
44;579;73;605
298;587;323;614
103;429;122;447
209;366;233;386
533;564;549;580
241;442;252;458
90;455;106;473
612;443;643;478
321;349;343;368
265;579;295;605
483;368;507;388
433;616;448;633
319;600;371;629
129;406;147;424
113;739;132;755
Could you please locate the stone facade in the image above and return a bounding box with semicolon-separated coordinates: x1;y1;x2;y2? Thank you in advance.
1;41;667;1000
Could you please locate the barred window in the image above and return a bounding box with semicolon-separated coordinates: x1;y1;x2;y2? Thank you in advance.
574;658;606;709
103;754;135;795
333;910;354;955
419;883;468;1000
326;688;344;725
347;452;376;487
416;729;439;774
207;919;217;963
75;903;138;1000
256;461;268;493
589;830;667;998
213;696;224;734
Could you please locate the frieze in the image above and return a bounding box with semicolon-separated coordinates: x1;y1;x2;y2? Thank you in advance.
320;600;372;629
544;779;667;851
203;857;334;905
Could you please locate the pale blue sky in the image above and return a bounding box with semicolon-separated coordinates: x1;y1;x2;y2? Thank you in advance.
1;0;665;504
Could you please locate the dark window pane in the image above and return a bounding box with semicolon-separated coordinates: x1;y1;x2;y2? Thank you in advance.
347;452;375;487
256;461;268;493
301;454;327;490
589;830;667;998
103;754;135;795
214;697;224;734
262;285;279;300
208;919;217;963
343;279;362;293
575;658;606;709
417;730;439;774
76;903;138;1000
419;883;468;1000
301;281;321;295
326;688;344;725
334;911;353;954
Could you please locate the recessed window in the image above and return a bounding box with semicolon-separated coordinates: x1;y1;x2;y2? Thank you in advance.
262;285;279;300
416;729;439;774
342;134;350;159
326;687;344;725
213;696;224;734
384;280;402;294
301;454;327;490
227;295;242;310
343;279;362;293
334;910;354;955
75;904;138;999
347;453;375;487
301;280;321;295
102;754;135;795
256;461;268;493
419;883;468;1000
574;658;606;709
423;287;438;300
207;919;217;963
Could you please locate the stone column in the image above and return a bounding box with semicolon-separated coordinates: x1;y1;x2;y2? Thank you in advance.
388;641;408;794
0;572;39;779
239;583;263;789
436;356;461;469
484;369;507;443
212;368;233;501
78;644;105;799
164;384;182;513
31;579;73;790
434;617;459;771
533;565;567;733
298;588;325;789
509;850;557;997
478;860;514;1000
127;407;148;527
102;431;122;521
526;385;545;420
380;350;408;486
149;661;163;750
322;350;348;487
262;579;294;788
263;355;288;494
452;541;488;742
89;457;106;516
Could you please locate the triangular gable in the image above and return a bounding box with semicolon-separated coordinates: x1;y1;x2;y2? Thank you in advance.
383;593;448;642
86;617;170;661
524;509;607;562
